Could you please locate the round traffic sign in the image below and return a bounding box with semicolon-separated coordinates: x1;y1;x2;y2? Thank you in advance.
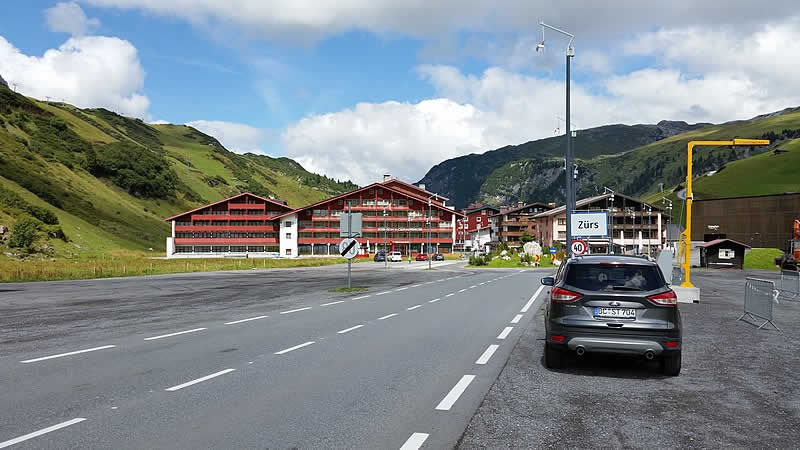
570;239;588;255
339;238;359;259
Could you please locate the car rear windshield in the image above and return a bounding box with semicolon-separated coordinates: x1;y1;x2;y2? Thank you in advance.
565;264;665;291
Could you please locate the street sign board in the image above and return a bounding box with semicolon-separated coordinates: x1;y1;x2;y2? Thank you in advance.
339;213;362;237
570;211;608;238
550;247;557;255
571;239;588;255
339;238;359;259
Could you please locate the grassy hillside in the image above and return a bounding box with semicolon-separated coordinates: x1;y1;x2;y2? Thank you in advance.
0;85;356;260
475;109;800;207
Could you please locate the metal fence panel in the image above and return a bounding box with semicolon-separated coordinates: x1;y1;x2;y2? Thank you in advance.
780;270;800;300
739;278;780;330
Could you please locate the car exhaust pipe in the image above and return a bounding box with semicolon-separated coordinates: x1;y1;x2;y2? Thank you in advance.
644;350;655;360
575;346;585;356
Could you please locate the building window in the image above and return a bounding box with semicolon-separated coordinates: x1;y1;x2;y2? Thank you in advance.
286;249;292;255
285;221;292;227
338;199;343;205
557;218;566;225
313;209;328;216
286;232;292;239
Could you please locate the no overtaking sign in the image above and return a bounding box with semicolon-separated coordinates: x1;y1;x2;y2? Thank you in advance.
339;238;359;259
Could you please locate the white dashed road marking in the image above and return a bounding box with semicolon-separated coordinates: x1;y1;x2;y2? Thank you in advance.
395;287;409;291
475;344;499;365
352;295;370;300
407;305;421;311
165;369;235;392
321;300;345;306
428;298;441;303
20;345;116;364
144;328;206;341
435;375;476;411
399;433;429;450
458;289;467;293
224;315;268;325
275;341;315;355
280;307;312;315
497;327;513;340
337;325;364;334
378;313;398;320
445;293;455;298
511;314;523;324
0;418;86;449
375;291;392;296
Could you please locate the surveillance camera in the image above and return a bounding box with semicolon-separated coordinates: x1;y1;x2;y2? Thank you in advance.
536;42;545;52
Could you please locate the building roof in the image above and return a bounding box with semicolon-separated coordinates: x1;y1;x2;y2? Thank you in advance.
466;205;501;215
491;202;552;217
534;192;662;218
273;182;465;220
693;191;800;202
696;238;751;249
382;178;449;201
163;192;292;221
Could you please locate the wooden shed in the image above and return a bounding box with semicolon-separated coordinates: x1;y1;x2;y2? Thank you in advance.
697;239;750;269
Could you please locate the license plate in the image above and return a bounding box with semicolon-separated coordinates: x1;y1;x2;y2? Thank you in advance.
594;307;636;319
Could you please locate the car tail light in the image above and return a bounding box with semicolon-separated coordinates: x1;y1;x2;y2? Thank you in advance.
648;290;678;306
550;334;565;343
551;287;581;303
665;340;680;349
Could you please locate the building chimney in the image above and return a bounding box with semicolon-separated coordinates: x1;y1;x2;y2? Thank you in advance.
547;202;556;208
418;183;426;191
383;174;392;182
517;201;524;208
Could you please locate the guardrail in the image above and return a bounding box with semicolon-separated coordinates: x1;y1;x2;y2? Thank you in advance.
738;278;780;330
779;270;799;300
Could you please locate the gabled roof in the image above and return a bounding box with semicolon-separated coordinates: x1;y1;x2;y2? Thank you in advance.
273;182;465;220
382;178;449;201
163;192;293;221
696;238;750;249
466;205;501;215
491;202;552;217
534;193;662;218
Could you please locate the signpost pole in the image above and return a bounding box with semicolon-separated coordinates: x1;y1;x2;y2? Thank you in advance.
348;205;352;289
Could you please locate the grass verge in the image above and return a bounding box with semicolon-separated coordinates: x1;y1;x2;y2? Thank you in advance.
468;254;555;268
744;248;783;271
0;254;349;283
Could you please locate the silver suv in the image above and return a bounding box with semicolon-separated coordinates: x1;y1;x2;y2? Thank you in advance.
541;255;682;376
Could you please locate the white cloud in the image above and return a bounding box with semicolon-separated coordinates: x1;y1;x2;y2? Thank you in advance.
186;120;270;154
0;35;149;118
45;2;101;36
147;119;170;124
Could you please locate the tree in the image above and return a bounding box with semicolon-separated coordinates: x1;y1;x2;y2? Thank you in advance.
520;231;534;244
8;217;40;250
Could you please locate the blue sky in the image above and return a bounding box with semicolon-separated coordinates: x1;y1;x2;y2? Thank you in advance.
1;1;799;185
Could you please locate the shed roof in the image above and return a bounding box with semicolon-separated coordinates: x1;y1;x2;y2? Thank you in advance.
696;238;751;249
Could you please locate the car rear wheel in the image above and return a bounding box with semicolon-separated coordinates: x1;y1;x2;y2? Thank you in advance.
544;343;565;369
661;351;681;376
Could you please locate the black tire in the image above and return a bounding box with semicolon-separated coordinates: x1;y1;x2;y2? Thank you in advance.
661;351;681;376
544;343;565;369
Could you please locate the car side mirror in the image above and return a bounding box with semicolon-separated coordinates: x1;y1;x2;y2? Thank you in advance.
541;277;554;286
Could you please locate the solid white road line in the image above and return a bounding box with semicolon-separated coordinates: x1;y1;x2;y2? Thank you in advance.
521;285;545;313
165;369;235;392
337;325;364;334
352;295;370;300
321;300;345;306
275;341;315;355
476;344;500;365
144;328;206;341
435;375;476;411
224;315;268;325
511;314;523;324
20;345;116;364
0;418;86;449
407;305;421;311
399;433;429;450
280;307;312;315
375;291;392;296
429;298;441;303
445;293;455;297
378;313;398;320
497;327;513;340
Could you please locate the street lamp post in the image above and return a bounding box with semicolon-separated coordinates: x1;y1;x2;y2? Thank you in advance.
383;208;388;268
604;187;615;254
537;22;576;255
427;194;438;270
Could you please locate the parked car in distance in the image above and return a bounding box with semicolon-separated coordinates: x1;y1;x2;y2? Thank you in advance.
415;253;429;261
374;251;386;262
541;254;682;376
433;253;445;261
388;251;403;262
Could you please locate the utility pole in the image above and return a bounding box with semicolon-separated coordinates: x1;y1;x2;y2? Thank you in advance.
383;208;388;268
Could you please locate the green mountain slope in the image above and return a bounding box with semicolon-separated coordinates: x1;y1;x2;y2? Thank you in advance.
0;85;357;257
460;108;800;207
418;120;709;208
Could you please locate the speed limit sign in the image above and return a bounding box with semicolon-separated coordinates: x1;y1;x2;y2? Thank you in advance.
570;239;588;255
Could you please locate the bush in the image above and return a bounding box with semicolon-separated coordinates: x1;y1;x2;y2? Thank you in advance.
469;255;489;266
8;217;40;249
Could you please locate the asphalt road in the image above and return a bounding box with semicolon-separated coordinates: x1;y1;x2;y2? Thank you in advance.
457;269;800;449
0;261;550;449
